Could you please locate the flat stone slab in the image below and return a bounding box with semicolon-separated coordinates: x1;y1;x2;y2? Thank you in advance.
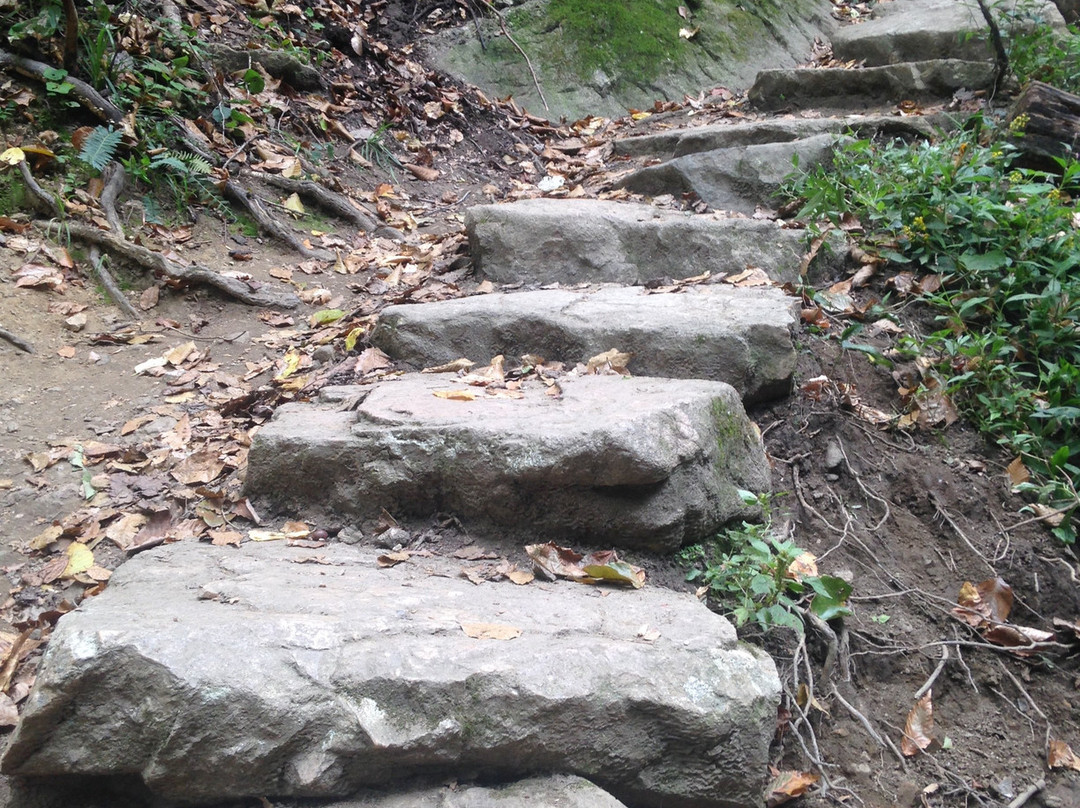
466;198;831;286
371;285;798;403
831;0;1065;67
335;774;628;807
3;542;780;808
617;133;842;215
614;112;949;158
244;374;770;551
748;59;997;111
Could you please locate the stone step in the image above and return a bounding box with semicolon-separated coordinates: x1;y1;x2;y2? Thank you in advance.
339;775;629;807
370;285;798;404
466;197;838;286
614;112;950;159
748;59;997;112
616;133;842;214
244;374;769;551
3;541;780;807
831;0;1065;67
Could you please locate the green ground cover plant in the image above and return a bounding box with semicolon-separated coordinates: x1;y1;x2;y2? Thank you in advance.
786;117;1080;543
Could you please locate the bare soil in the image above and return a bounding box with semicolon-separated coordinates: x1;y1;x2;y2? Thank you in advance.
0;3;1078;808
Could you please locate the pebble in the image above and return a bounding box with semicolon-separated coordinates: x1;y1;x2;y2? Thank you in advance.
4;422;18;434
337;526;363;545
824;440;844;471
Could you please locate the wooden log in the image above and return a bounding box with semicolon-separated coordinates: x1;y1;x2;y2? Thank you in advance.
1007;81;1080;166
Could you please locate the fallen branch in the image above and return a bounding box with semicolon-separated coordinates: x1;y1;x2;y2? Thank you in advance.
59;221;300;309
247;170;380;231
0;47;124;123
0;326;33;354
88;246;140;321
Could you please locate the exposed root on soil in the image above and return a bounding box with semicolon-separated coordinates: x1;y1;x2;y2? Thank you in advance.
914;643;949;699
0;325;33;354
247;170;381;232
17;160;61;218
99;163;127;236
88;246;140;322
0;47;124;123
58;221;301;309
831;683;907;767
221;179;332;260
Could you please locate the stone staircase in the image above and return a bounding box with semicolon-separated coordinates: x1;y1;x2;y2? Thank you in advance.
1;1;1068;806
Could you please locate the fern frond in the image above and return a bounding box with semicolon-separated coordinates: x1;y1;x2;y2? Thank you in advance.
79;126;123;172
178;151;212;175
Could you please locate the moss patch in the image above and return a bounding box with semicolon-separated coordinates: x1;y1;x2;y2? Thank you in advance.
536;0;689;82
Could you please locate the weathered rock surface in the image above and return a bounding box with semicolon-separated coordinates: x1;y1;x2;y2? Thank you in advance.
614;112;950;158
371;285;798;403
3;542;780;808
617;133;843;214
423;0;835;120
334;775;629;807
244;374;770;550
831;0;1065;66
748;60;998;111
466;198;829;286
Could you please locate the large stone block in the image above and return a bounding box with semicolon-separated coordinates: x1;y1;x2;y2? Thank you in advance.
614;113;947;159
617;134;843;214
244;374;771;551
370;285;798;404
466;198;824;286
3;542;781;808
748;60;998;111
830;0;1065;67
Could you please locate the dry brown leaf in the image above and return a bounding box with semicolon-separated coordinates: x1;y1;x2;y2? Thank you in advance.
356;347;393;373
377;551;410;567
507;569;534;585
766;769;820;807
1049;739;1080;770
585;348;632;375
209;530;243;547
460;622;521;640
422;358;475;374
433;389;476;401
404;163;440;181
900;691;934;756
1007;456;1030;487
170;450;226;485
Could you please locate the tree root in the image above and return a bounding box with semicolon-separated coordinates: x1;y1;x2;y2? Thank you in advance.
17;161;62;218
247;170;380;231
0;48;124;124
0;326;33;354
59;221;300;309
99;163;126;235
88;246;140;321
222;179;332;260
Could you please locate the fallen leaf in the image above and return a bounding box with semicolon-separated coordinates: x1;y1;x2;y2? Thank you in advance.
209;530;243;546
901;691;934;756
377;551;410;567
507;569;534;585
767;769;820;807
585;348;632;375
422;358;475;374
433;389;476;401
62;542;94;579
1007;456;1030;487
1049;739;1080;771
283;192;305;214
170;450;225;485
356;347;393;373
526;543;646;588
460;622;521;640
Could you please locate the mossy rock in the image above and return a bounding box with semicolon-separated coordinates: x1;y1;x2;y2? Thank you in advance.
423;0;836;120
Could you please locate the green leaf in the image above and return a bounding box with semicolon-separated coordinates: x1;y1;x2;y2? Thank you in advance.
242;68;265;94
79;126;124;172
807;575;853;620
310;309;345;326
959;250;1009;273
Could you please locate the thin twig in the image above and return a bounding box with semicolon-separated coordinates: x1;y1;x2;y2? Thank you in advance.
0;326;34;354
478;0;549;111
1007;779;1045;808
914;644;949;699
930;491;996;575
837;438;891;530
88;246;140;321
997;660;1048;722
831;685;907;767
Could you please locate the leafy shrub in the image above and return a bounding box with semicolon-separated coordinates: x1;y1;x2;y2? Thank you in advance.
787;122;1080;541
680;491;852;632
